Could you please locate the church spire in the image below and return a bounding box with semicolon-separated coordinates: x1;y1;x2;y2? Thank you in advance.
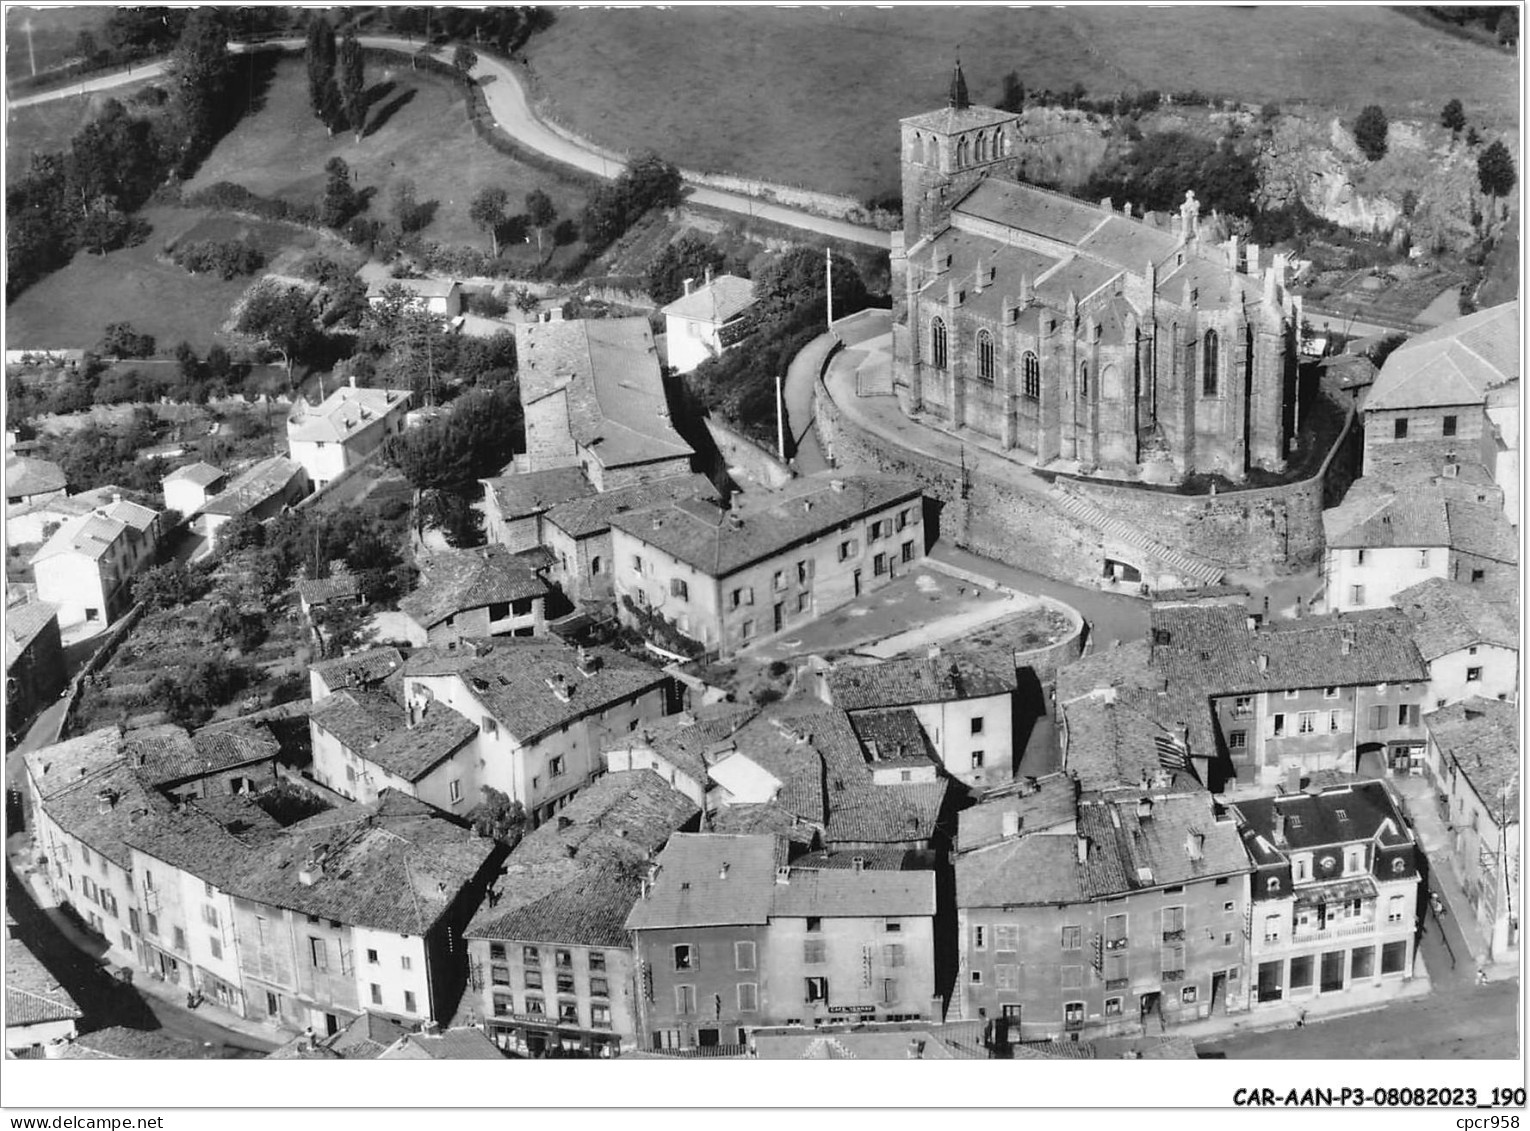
948;58;970;110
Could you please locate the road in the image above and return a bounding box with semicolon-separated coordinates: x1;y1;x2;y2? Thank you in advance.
8;37;888;250
1199;980;1518;1059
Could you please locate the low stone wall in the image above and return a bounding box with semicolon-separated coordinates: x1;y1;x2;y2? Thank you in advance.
706;418;795;491
56;601;148;742
1012;596;1088;682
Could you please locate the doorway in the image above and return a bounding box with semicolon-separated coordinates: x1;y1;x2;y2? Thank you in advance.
774;602;784;633
698;1027;720;1047
1211;971;1227;1013
853;569;862;597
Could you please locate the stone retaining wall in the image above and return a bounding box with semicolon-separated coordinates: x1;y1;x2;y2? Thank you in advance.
705;418;795;491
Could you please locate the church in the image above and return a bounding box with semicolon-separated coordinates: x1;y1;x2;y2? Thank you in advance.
891;64;1304;484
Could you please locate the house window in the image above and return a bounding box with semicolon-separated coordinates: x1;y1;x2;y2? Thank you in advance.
589;976;609;998
524;995;545;1016
1105;914;1127;948
1064;1001;1085;1030
590;555;602;575
804;938;826;964
1181;985;1198;1005
556;972;575;994
1398;704;1418;727
738;982;758;1012
1394;418;1408;439
1417;549;1430;568
524;945;541;965
1355;549;1367;566
673;944;695;971
1294;857;1309;882
1228;730;1247;750
1380;941;1407;975
970;750;985;769
675;985;697;1014
370;983;383;1005
970;970;983;984
1387;894;1405;923
874;552;888;576
1233;696;1253;718
401;955;412;971
931;318;947;369
449;780;462;803
525;969;544;990
309;938;327;969
838;539;858;561
173;926;187;953
368;949;379;965
1022;352;1041;400
806;917;822;933
1078;362;1089;398
1297;711;1317;735
1467;666;1483;682
1329;710;1341;732
1443;414;1457;437
977;330;995;383
549;755;566;778
1202;329;1219;396
1104;997;1123;1017
1060;925;1082;950
972;925;986;950
883;944;906;967
671;578;689;601
735;941;756;972
209;936;223;960
555;948;573;969
1272;714;1286;737
1264;914;1282;943
1267;877;1280;893
491;964;509;986
797;592;810;614
805;976;829;1003
1350;584;1365;605
970;717;985;736
1471;569;1485;583
632;556;645;575
741;620;755;640
488;601;510;620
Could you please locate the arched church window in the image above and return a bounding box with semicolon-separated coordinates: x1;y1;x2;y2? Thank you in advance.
1079;362;1089;399
1202;329;1219;396
1022;352;1040;400
956;136;970;168
931;318;948;369
975;133;987;163
977;331;995;383
925;135;938;166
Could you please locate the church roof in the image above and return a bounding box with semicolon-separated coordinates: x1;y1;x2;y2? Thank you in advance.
902;104;1016;134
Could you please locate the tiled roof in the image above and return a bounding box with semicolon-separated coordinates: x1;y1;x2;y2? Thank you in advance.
5;934;82;1026
379;1027;505;1060
58;1027;204;1059
5;599;58;669
957;772;1078;852
29;495;160;564
467;861;637;949
1367;300;1518;411
958;793;1248;907
287;385;410;443
770;866;934;918
403;638;669;745
1324;486;1450;550
162;461;226;489
1231;780;1413;853
1391;577;1518;659
37;760;169;870
5;454;66;498
200;455;306;517
296;572;363;606
661;274;757;324
1446;499;1518;563
399;544;550;631
1318;354;1379;390
1425;698;1519;822
606;703;759;787
329;1011;411;1059
1149;604;1427;695
515;317;693;467
707;803;819;852
849;708;939;768
544;472;718;540
902;103;1017;133
826;647;1017;710
512;769;699;867
1060;692;1197;796
823;779;948;846
611;474;922;577
310;648;404;691
122;722;278;787
309;690;478;782
481;466;593;521
25;727;125;799
624;833;778;929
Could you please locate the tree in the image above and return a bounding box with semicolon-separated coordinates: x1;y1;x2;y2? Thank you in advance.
1498;8;1518;45
305;16;338;128
453;44;478;75
339;28;366;139
133;561;207;609
321;157;359;228
76;195;138;256
525;188;556;253
1478;139;1517;200
237;282;318;388
1466;126;1481;147
469;186;510;255
390;178;425;232
999;71;1025;113
469;787;527;845
1353;104;1389;162
99;322;156;358
168;8;238;172
75;29;100;63
646;234;728;305
1440;98;1466;136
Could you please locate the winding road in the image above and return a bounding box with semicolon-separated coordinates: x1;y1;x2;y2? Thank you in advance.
8;36;889;250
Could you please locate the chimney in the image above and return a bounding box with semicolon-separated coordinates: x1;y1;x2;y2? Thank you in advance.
1001;810;1020;838
303;1027;317;1052
1256;653;1269;674
704;265;714;287
851;855;865;873
973;253;987;294
95;789;117;815
683;277;695;296
1137;797;1154;820
907;1038;926;1059
1185;832;1205;861
421;1020;441;1037
1076;836;1089;865
349;374;357;389
719;862;730;880
1272;812;1288;846
1284;763;1303;795
775;865;791;885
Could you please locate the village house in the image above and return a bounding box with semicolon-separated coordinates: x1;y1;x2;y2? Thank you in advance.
160;461;228;519
308;647;404;701
5;452;67;507
1361;299;1519;523
1322;482;1519;613
1150;603;1430;787
516;317;695;490
1232;780;1420;1012
398;544;551;646
1391;577;1518;708
375;1025;505;1059
4;924;83;1057
1422;698;1519;962
194;455;310;544
296;564;367;623
122;722;280;802
954;786;1250;1044
285;382;412;491
29;493;162;628
661;269;758;375
366;276;464;318
601;703;761;807
822;646;1019;788
307;687;481;812
464;769;699;1056
6;483;131;548
401;638;675;826
5;598;65;744
609;475;926;658
626;832;938;1051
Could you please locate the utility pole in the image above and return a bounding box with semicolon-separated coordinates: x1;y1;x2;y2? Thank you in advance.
24;18;36;77
776;373;787;463
825;247;834;330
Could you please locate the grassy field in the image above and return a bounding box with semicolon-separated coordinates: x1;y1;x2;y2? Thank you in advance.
525;6;1520;201
5;79;161;181
187;54;589;264
3;206;341;354
3;6;108;82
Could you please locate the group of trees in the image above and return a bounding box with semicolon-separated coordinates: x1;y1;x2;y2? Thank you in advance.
7;9;254;300
645;234;738;306
469;186;558;256
1083;129;1259;219
579;152;684;253
375;6;554;55
170;236;265;280
305;17;367;138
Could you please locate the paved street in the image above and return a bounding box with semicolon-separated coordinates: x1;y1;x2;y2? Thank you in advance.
1199;980;1518;1059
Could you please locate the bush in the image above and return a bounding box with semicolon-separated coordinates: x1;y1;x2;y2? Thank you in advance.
99;322;157;359
466;290;510;318
172;237;265;279
1353;105;1389;161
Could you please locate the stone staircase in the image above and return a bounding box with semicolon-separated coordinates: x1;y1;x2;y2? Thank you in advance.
1050;485;1226;587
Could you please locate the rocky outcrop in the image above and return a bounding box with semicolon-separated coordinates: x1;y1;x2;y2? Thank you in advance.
1010;106;1112;190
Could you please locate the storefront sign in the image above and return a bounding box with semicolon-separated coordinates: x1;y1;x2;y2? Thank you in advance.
827;1005;876;1015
